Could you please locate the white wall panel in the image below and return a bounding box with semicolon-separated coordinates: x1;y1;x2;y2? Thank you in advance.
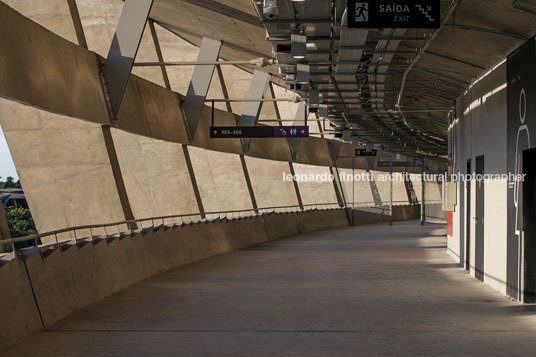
450;62;508;295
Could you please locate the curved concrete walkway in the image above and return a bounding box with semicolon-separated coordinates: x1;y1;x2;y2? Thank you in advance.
6;221;536;356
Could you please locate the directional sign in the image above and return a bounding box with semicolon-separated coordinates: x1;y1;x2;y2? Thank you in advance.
356;149;377;157
378;161;422;168
348;0;440;29
210;126;309;139
274;126;309;138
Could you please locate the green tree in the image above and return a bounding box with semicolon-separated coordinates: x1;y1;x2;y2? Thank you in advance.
0;176;21;189
4;207;38;248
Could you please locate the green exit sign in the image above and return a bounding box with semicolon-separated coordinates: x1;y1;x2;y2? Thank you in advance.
348;0;440;29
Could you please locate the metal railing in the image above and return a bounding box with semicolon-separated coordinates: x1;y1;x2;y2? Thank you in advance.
0;199;431;254
0;203;342;252
348;200;417;208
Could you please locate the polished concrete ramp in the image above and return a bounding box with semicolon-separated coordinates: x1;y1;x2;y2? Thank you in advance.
6;221;536;356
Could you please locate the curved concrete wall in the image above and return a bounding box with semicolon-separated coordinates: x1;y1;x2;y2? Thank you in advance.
293;164;338;206
0;99;127;236
188;147;253;212
0;209;349;353
338;168;374;205
110;128;199;218
0;254;43;353
245;156;299;209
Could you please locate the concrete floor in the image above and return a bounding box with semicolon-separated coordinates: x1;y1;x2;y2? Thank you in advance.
6;221;536;356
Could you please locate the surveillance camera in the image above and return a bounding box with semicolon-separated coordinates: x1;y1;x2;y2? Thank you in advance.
263;0;279;19
264;9;278;19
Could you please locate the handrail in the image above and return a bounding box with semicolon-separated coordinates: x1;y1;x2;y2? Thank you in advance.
0;203;342;249
0;200;432;251
347;200;416;204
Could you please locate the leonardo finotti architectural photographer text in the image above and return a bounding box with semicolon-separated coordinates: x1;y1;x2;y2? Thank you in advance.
282;172;526;183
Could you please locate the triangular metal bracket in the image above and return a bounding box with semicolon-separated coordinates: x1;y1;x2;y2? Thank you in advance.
328;139;343;166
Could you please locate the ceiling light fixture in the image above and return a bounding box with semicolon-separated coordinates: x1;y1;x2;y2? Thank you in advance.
296;63;310;84
291;33;307;59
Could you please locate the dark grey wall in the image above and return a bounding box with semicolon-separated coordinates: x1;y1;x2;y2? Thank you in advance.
506;37;536;299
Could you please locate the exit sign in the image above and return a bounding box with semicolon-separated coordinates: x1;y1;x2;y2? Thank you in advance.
348;0;440;29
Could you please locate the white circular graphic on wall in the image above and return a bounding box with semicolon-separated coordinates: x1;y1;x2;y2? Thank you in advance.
520;88;526;124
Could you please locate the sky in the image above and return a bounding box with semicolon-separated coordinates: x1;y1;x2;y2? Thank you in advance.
0;126;19;181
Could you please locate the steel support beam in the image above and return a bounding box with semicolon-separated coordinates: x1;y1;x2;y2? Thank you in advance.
335;166;348;207
216;66;233;113
403;172;413;204
103;0;154;120
328;140;343;166
290;102;308;160
67;0;88;49
316;115;325;139
239;70;270;126
148;20;207;219
239;70;270;152
269;83;304;210
148;20;171;90
101;126;137;229
369;170;383;207
330;166;346;209
240;155;259;213
70;0;141;231
325;115;345;209
182;145;206;219
183;37;222;139
421;162;425;225
217;67;258;213
389;161;393;226
289;162;304;211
